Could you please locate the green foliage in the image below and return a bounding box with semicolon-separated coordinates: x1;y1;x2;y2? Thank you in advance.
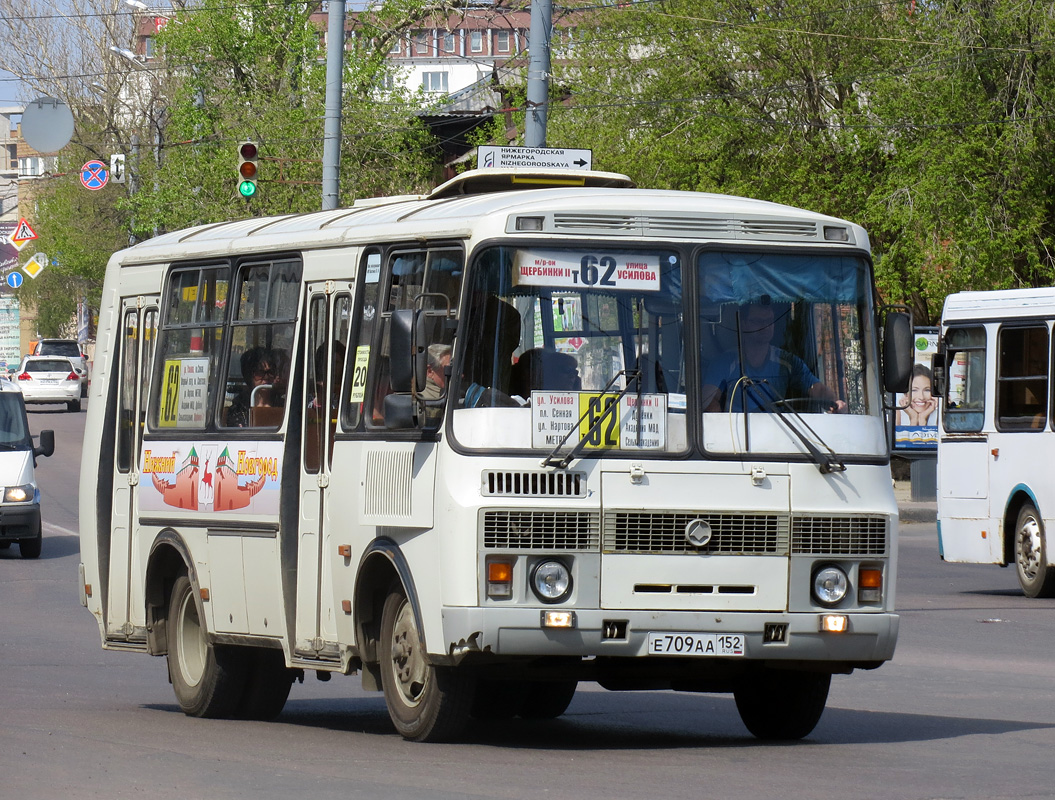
548;0;1055;322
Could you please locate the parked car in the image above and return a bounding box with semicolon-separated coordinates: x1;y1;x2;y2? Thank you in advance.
0;381;55;558
15;356;83;412
32;339;89;395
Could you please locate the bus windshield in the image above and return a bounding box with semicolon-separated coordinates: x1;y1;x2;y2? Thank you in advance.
699;250;885;458
452;245;687;455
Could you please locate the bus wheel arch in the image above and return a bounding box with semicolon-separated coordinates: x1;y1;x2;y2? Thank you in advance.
145;532;197;656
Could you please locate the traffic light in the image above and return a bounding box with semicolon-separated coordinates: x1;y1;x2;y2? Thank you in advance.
237;141;258;198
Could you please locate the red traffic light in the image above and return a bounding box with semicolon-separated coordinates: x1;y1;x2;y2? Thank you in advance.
239;142;258;160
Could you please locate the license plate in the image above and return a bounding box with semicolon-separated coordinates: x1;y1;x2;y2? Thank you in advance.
647;632;745;657
39;379;58;385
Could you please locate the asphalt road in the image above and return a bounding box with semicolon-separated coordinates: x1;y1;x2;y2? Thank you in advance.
2;402;1053;800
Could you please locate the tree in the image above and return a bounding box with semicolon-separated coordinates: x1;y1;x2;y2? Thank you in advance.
547;0;1055;322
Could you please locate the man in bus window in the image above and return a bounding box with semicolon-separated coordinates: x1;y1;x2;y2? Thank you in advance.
422;343;452;400
226;347;280;427
702;302;846;413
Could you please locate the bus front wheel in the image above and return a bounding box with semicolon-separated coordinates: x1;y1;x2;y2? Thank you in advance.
733;670;830;740
379;583;473;742
1014;504;1055;598
167;574;247;718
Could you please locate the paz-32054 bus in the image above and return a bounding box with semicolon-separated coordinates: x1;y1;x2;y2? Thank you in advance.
79;168;912;741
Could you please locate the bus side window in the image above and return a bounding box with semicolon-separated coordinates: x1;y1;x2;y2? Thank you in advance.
943;326;986;433
996;325;1048;431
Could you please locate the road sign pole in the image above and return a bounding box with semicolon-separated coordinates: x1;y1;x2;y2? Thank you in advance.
525;0;551;148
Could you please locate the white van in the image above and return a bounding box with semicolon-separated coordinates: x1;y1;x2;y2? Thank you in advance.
0;379;55;558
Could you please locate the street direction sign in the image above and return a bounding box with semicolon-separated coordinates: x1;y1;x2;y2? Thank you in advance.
7;271;23;289
80;160;109;191
110;153;126;183
478;145;592;171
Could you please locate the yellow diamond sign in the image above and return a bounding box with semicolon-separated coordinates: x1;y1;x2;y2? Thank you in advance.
23;252;47;278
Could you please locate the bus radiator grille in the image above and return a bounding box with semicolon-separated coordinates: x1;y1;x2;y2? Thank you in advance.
482;510;600;550
603;511;788;555
790;516;888;555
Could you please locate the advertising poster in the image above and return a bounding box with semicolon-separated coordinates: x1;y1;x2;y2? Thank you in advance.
894;328;939;451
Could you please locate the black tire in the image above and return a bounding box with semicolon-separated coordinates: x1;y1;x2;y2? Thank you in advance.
517;680;578;719
379;583;473;742
734;670;831;740
67;399;81;413
235;648;295;720
167;574;247;718
1013;504;1055;598
471;679;524;720
19;523;42;559
0;541;12;549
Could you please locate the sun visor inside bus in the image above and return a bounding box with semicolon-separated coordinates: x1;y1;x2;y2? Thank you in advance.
699;252;866;305
428;168;635;199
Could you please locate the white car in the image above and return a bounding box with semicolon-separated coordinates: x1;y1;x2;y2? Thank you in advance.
32;339;89;395
0;381;55;558
16;355;82;412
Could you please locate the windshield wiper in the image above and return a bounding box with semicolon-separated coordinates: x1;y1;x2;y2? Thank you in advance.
739;379;846;475
541;369;642;470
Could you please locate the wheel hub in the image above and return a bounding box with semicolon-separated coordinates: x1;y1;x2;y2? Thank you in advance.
389;601;427;705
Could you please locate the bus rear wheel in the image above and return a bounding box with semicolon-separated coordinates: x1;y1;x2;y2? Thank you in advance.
379;583;473;742
167;574;247;718
733;670;830;740
1014;504;1055;598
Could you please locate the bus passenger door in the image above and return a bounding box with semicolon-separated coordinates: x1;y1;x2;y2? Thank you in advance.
107;298;159;640
294;286;350;661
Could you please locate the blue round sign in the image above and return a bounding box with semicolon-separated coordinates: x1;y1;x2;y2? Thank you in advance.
80;160;109;191
7;271;23;289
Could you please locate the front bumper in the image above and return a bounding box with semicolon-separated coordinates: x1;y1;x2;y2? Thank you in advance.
0;503;41;541
440;606;899;665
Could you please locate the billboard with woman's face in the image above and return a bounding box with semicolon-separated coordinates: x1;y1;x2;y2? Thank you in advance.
894;329;939;451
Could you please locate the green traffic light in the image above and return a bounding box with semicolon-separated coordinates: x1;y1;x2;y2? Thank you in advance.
238;180;257;198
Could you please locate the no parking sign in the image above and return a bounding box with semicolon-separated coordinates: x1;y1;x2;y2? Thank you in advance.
80;160;109;191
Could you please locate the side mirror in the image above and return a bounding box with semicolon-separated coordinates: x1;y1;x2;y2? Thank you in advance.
383;394;416;429
931;351;946;397
882;310;913;394
35;429;55;459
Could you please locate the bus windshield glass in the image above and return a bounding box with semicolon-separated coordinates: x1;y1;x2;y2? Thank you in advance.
452;245;687;455
698;250;885;457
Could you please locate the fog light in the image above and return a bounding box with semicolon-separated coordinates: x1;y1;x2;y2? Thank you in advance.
531;559;572;603
541;610;576;629
820;614;848;633
813;565;849;606
487;560;513;599
858;567;883;602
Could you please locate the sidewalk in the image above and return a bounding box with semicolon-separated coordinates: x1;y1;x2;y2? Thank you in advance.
894;479;937;523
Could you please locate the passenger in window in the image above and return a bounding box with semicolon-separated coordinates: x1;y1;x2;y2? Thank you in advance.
461;297;522;408
702;302;846;413
422;343;452;400
896;363;937;426
510;348;581;402
227;346;279;427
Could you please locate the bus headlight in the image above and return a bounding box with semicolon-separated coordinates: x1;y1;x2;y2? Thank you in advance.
812;565;849;606
530;560;572;603
4;484;33;503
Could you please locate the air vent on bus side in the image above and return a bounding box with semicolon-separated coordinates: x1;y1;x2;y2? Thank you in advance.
547;213;820;240
482;470;587;498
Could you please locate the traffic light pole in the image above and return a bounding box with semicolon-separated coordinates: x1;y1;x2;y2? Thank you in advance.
322;0;346;211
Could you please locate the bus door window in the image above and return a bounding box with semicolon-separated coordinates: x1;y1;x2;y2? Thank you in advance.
344;250;382;430
996;325;1048;431
152;265;230;429
117;306;156;471
305;292;351;472
221;258;300;429
944;326;986;432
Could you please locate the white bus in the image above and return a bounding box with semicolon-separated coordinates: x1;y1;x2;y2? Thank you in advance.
937;288;1055;597
79;167;913;742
